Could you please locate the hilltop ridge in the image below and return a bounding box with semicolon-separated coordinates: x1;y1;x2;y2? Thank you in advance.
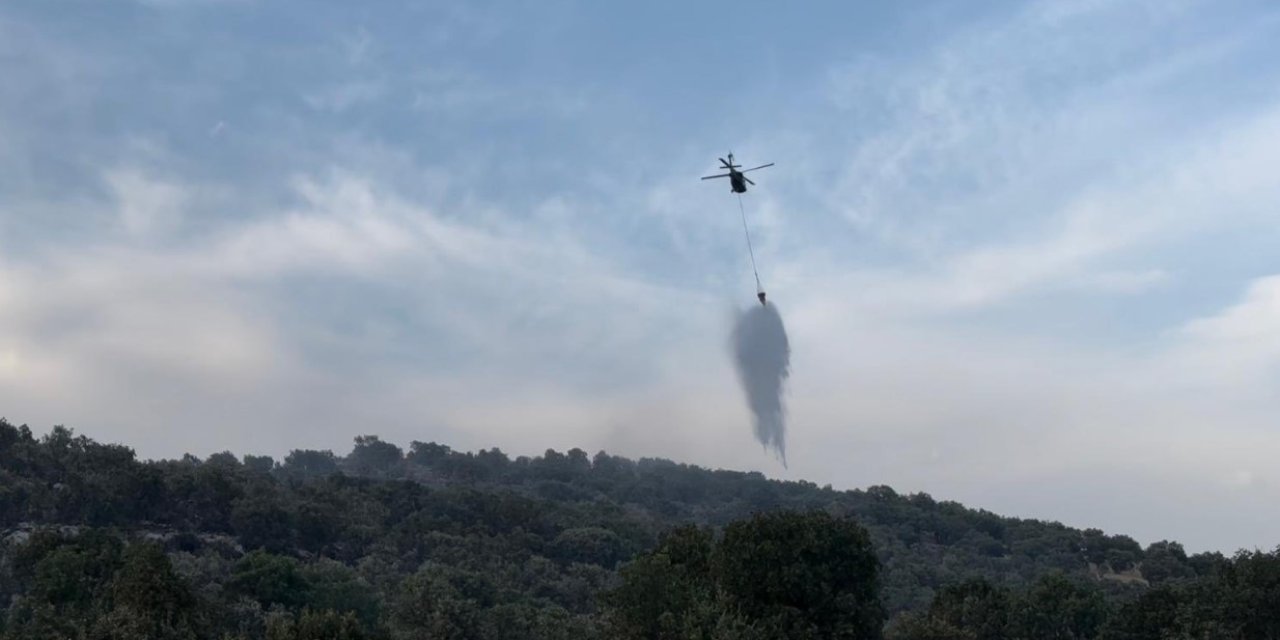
0;421;1215;608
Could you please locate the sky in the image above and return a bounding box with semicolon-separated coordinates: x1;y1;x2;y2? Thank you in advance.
1;0;1279;553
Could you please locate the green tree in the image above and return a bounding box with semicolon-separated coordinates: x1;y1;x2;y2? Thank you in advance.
927;579;1010;640
345;436;403;478
551;527;626;568
606;526;717;639
280;450;340;480
1140;541;1194;585
4;528;125;637
1097;586;1179;640
226;551;312;611
714;511;885;639
887;612;976;640
1217;549;1280;639
231;493;295;553
243;455;276;475
1009;574;1108;640
390;563;493;640
92;543;202;639
299;559;380;629
406;441;452;468
265;609;365;640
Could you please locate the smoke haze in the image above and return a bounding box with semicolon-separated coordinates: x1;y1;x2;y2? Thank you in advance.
732;302;791;466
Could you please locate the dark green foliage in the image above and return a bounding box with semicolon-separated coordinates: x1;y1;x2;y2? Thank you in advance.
94;542;203;639
343;436;402;478
715;511;884;638
231;493;295;553
608;513;884;639
1;534;202;640
887;612;975;640
1098;587;1179;640
278;450;339;481
903;551;1280;640
243;456;275;476
1211;549;1280;639
389;563;493;639
3;529;125;638
892;575;1106;640
550;527;626;567
606;526;717;638
926;579;1010;640
1139;541;1195;585
227;551;312;611
297;560;380;628
3;419;1277;639
265;609;365;640
1008;573;1109;639
21;530;124;615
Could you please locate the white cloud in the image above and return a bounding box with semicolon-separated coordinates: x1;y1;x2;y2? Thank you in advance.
1172;274;1280;384
0;166;723;457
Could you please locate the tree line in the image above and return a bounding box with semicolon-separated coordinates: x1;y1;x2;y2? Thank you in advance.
1;420;1275;638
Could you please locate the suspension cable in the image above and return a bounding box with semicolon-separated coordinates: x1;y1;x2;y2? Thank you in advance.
736;193;763;294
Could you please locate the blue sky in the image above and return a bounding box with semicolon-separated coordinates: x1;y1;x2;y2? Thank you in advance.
2;0;1280;552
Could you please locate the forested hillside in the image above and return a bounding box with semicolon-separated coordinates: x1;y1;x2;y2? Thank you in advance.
1;419;1275;638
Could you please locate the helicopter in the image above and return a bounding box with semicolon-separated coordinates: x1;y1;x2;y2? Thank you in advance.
701;153;773;193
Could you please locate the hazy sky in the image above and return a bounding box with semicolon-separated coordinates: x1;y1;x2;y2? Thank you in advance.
2;0;1279;553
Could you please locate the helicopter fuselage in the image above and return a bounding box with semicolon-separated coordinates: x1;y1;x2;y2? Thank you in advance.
702;153;769;193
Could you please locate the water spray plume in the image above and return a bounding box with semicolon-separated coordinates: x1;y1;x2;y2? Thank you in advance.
732;302;791;467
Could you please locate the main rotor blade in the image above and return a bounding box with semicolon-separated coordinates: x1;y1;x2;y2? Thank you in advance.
744;176;756;185
741;163;774;173
701;174;731;180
